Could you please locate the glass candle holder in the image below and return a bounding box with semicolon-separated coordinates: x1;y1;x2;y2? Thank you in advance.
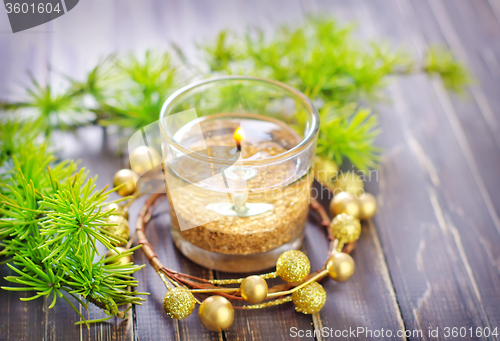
160;76;319;272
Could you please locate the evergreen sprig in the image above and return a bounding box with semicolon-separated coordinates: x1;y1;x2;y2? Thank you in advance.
198;18;471;169
1;18;470;171
0;124;146;324
0;75;94;135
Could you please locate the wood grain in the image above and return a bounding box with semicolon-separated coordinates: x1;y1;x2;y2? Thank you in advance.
1;0;500;340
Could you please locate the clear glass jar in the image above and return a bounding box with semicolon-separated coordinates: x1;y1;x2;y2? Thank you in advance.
160;76;319;272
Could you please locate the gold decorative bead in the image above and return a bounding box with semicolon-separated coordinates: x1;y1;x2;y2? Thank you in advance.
329;191;361;219
163;287;196;320
276;250;311;283
292;282;327;314
104;203;129;220
326;252;355;282
313;156;338;184
358;192;377;220
105;247;133;266
129;146;162;176
240;275;268;304
113;169;137;196
198;295;234;332
106;215;130;246
332;171;364;196
329;213;361;251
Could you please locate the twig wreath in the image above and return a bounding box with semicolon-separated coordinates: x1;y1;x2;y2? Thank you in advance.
112;165;376;332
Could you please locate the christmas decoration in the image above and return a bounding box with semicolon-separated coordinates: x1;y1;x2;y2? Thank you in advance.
198;295;235;332
358;192;377;219
113;168;137;196
329;213;362;252
275;250;311;283
292;282;327;314
133;180;377;332
163;287;197;320
326;252;356;282
240;276;268;304
332;171;364;196
329;191;361;218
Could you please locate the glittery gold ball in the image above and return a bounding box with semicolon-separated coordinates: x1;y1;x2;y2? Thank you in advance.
329;191;361;219
163;287;196;320
198;295;234;332
113;169;137;196
105;247;133;266
326;252;355;282
106;215;130;246
313;156;338;184
240;275;268;304
358;192;377;220
104;203;129;220
329;213;361;245
130;146;162;176
292;282;327;314
332;171;364;196
276;250;311;283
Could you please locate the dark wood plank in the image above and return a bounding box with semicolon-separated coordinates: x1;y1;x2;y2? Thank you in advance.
0;7;55;341
405;0;500;217
337;0;500;338
133;203;219;341
304;185;407;341
0;265;46;341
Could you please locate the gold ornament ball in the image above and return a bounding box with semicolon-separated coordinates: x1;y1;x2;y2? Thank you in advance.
130;146;162;176
198;295;234;332
104;203;129;220
105;247;133;266
106;215;130;246
332;171;364;196
113;169;137;196
313;156;338;184
276;250;311;283
292;282;327;314
240;275;268;304
163;287;196;320
329;213;361;245
358;192;377;220
330;191;361;218
326;252;355;282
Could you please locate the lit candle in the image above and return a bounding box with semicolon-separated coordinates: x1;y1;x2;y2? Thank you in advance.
161;76;319;272
234;126;245;152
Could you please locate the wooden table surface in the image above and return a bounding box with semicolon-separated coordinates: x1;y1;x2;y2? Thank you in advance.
1;0;500;340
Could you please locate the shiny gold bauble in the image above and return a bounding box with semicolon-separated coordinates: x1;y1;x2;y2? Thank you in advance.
198;295;234;332
292;282;327;314
358;192;377;220
240;275;268;304
106;215;130;246
332;171;364;196
105;247;133;266
113;169;137;196
329;192;361;218
326;252;355;282
104;203;129;220
329;213;361;245
129;146;162;176
163;287;196;320
276;250;311;283
313;156;338;184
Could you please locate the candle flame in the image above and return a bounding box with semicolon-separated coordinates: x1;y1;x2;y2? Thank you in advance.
234;127;245;144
